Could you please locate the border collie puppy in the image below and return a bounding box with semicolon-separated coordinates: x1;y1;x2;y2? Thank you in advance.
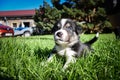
47;18;99;69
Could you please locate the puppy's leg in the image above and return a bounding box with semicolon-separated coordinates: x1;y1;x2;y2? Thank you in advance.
47;47;57;62
41;53;55;66
47;53;55;62
63;56;76;70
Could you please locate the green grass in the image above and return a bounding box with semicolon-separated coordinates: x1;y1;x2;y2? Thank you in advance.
0;34;120;80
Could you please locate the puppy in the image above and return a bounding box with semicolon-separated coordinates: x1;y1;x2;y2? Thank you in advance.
47;18;99;69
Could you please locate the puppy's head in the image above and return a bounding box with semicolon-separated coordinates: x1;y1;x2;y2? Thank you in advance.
52;18;82;45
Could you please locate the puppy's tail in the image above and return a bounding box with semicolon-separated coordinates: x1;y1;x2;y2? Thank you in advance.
85;32;99;45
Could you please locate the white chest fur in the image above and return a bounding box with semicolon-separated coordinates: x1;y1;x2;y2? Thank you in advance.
56;46;77;57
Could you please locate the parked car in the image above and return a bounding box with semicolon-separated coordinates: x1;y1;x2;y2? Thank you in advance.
0;24;14;37
14;27;33;37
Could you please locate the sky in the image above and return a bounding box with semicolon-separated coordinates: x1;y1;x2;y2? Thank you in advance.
0;0;65;11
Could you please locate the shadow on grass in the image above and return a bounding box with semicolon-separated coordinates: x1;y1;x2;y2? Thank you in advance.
0;75;14;80
0;70;15;80
20;37;53;40
34;47;52;59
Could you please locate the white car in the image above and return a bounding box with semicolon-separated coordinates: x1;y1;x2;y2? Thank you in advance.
14;27;33;37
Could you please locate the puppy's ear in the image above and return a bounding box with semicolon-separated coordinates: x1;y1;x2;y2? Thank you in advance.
73;20;82;35
75;25;82;35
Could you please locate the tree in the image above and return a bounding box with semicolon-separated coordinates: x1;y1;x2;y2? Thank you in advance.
66;0;111;33
33;1;62;34
33;0;113;34
51;0;62;9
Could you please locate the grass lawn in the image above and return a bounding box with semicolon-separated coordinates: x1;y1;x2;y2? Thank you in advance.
0;33;120;80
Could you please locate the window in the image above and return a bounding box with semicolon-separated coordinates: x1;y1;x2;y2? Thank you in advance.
24;22;30;27
13;23;17;27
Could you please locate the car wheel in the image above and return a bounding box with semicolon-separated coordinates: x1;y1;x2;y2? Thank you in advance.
23;32;31;37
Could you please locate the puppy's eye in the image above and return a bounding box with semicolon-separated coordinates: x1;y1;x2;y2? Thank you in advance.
57;24;61;29
66;26;71;29
65;23;72;29
57;23;60;27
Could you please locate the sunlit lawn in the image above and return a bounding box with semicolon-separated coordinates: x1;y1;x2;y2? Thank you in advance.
0;33;120;80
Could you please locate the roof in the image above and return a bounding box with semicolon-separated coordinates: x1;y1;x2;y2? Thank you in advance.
0;10;35;17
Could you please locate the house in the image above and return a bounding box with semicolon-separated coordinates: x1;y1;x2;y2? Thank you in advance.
0;9;36;28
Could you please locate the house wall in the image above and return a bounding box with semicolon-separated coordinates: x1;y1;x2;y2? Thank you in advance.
0;19;36;28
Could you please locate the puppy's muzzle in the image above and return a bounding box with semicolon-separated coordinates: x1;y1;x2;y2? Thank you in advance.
54;30;69;43
56;32;63;37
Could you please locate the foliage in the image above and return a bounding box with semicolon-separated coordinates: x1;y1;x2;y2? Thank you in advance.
0;34;120;80
33;0;113;34
33;1;61;34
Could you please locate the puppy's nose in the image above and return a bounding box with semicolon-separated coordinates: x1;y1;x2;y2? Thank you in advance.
56;32;63;37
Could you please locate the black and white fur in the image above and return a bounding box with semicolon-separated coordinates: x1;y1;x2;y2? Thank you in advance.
47;18;99;69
